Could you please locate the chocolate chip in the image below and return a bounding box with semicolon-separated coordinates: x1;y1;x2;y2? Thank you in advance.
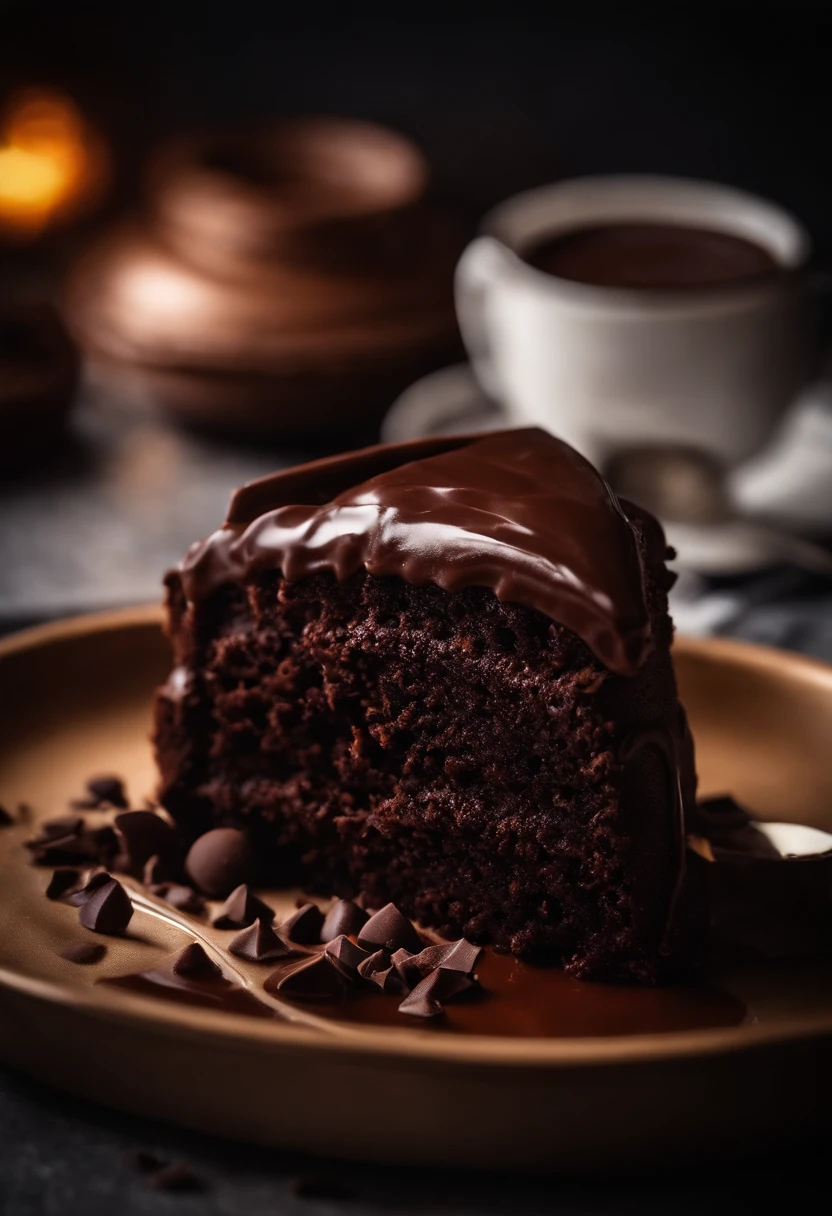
273;955;349;1002
184;827;255;898
212;884;274;930
407;938;482;980
160;884;206;915
171;942;222;980
320;899;369;943
114;810;180;878
79;876;133;935
149;1162;204;1192
45;868;81;900
290;1176;355;1201
357;903;422;954
279;901;324;945
0;805;14;827
64;869;111;906
398;967;475;1019
73;774;129;809
60;942;106;965
324;935;370;981
229;917;296;962
357;949;404;994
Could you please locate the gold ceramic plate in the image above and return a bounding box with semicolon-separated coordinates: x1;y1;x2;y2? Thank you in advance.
1;606;831;1168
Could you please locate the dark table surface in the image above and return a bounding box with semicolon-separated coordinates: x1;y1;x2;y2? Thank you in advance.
2;1063;830;1216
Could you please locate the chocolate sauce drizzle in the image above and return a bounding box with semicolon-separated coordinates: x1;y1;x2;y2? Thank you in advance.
179;429;655;676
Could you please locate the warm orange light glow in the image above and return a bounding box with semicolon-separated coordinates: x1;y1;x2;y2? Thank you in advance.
0;88;109;238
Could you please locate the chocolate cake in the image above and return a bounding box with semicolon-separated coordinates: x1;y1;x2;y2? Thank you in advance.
154;429;697;982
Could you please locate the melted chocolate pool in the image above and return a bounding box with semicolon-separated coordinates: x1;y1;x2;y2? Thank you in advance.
265;949;745;1037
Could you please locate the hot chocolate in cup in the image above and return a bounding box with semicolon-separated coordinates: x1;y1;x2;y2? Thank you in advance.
455;176;814;470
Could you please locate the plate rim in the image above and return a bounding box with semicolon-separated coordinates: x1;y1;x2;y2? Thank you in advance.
3;604;832;1070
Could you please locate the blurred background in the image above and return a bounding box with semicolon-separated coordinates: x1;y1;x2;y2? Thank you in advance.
2;0;832;650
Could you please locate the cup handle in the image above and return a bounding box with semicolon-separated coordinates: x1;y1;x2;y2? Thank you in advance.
454;236;513;401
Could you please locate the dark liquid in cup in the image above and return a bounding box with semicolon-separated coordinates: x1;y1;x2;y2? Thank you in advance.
524;222;779;290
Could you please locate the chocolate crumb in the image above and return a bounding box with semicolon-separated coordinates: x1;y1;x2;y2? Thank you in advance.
79;875;133;935
290;1176;355;1201
60;942;106;965
357;903;422;954
279;901;324;945
212;884;274;930
149;1162;204;1192
171;942;221;980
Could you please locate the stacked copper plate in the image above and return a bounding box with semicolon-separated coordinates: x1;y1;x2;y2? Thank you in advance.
67;118;462;442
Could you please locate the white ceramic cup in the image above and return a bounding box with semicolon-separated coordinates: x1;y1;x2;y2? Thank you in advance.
455;175;814;469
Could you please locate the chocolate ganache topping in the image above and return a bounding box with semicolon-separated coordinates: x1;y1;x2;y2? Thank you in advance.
179;429;657;675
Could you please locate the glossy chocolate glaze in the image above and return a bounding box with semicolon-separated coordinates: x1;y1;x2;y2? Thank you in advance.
264;948;745;1037
525;223;779;291
180;429;654;676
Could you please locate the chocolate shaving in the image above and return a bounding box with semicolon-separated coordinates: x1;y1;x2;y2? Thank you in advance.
273;954;349;1002
171;941;222;979
357;949;405;994
212;884;274;930
320;899;369;943
60;942;107;965
407;938;482;980
79;875;133;935
357;903;422;954
229;917;296;962
390;947;418;988
279;901;324;945
398;966;475;1019
324;934;370;980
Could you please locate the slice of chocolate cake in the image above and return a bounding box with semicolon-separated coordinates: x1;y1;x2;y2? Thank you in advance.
154;429;697;982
